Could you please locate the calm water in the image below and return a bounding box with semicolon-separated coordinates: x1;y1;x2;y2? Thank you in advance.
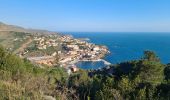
63;32;170;69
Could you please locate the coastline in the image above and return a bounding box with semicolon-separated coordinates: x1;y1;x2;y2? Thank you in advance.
69;58;112;68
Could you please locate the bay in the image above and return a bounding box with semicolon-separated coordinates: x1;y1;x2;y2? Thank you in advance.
63;32;170;69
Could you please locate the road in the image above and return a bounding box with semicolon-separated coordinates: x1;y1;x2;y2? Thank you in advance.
14;38;32;54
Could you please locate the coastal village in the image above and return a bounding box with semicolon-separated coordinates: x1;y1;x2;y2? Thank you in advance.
13;33;110;73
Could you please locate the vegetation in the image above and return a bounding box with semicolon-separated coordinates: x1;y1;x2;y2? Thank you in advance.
66;50;169;100
0;45;170;100
0;31;32;52
0;45;68;99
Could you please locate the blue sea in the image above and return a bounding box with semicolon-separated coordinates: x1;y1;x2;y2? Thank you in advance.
63;32;170;69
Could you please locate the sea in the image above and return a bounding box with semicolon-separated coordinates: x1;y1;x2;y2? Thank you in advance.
63;32;170;69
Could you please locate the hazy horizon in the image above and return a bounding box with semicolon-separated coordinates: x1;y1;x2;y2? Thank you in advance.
1;0;170;32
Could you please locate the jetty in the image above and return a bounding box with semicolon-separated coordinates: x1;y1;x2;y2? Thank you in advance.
100;59;112;65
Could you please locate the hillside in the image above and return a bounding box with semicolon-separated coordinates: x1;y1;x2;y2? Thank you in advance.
0;31;31;51
0;22;109;68
0;22;26;32
0;22;62;56
0;45;170;100
0;21;56;34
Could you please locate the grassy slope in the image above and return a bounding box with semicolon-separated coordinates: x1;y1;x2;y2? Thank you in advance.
0;31;30;51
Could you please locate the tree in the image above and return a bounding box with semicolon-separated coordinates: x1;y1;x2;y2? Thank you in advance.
132;51;165;85
136;60;164;85
0;45;7;68
143;51;160;62
165;64;170;80
117;76;135;99
95;86;123;100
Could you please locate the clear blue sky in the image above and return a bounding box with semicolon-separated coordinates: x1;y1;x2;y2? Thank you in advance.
0;0;170;32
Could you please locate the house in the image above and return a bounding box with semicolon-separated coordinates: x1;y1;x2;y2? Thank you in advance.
67;45;79;50
93;46;100;51
70;66;79;72
69;51;77;55
27;56;55;66
60;57;72;63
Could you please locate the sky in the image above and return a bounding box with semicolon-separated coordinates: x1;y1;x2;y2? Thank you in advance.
0;0;170;32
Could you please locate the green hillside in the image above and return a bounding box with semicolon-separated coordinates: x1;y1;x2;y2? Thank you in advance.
0;22;62;57
0;31;31;51
0;45;68;99
0;45;170;100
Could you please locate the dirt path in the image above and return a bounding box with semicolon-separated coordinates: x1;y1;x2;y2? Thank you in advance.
14;38;32;54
